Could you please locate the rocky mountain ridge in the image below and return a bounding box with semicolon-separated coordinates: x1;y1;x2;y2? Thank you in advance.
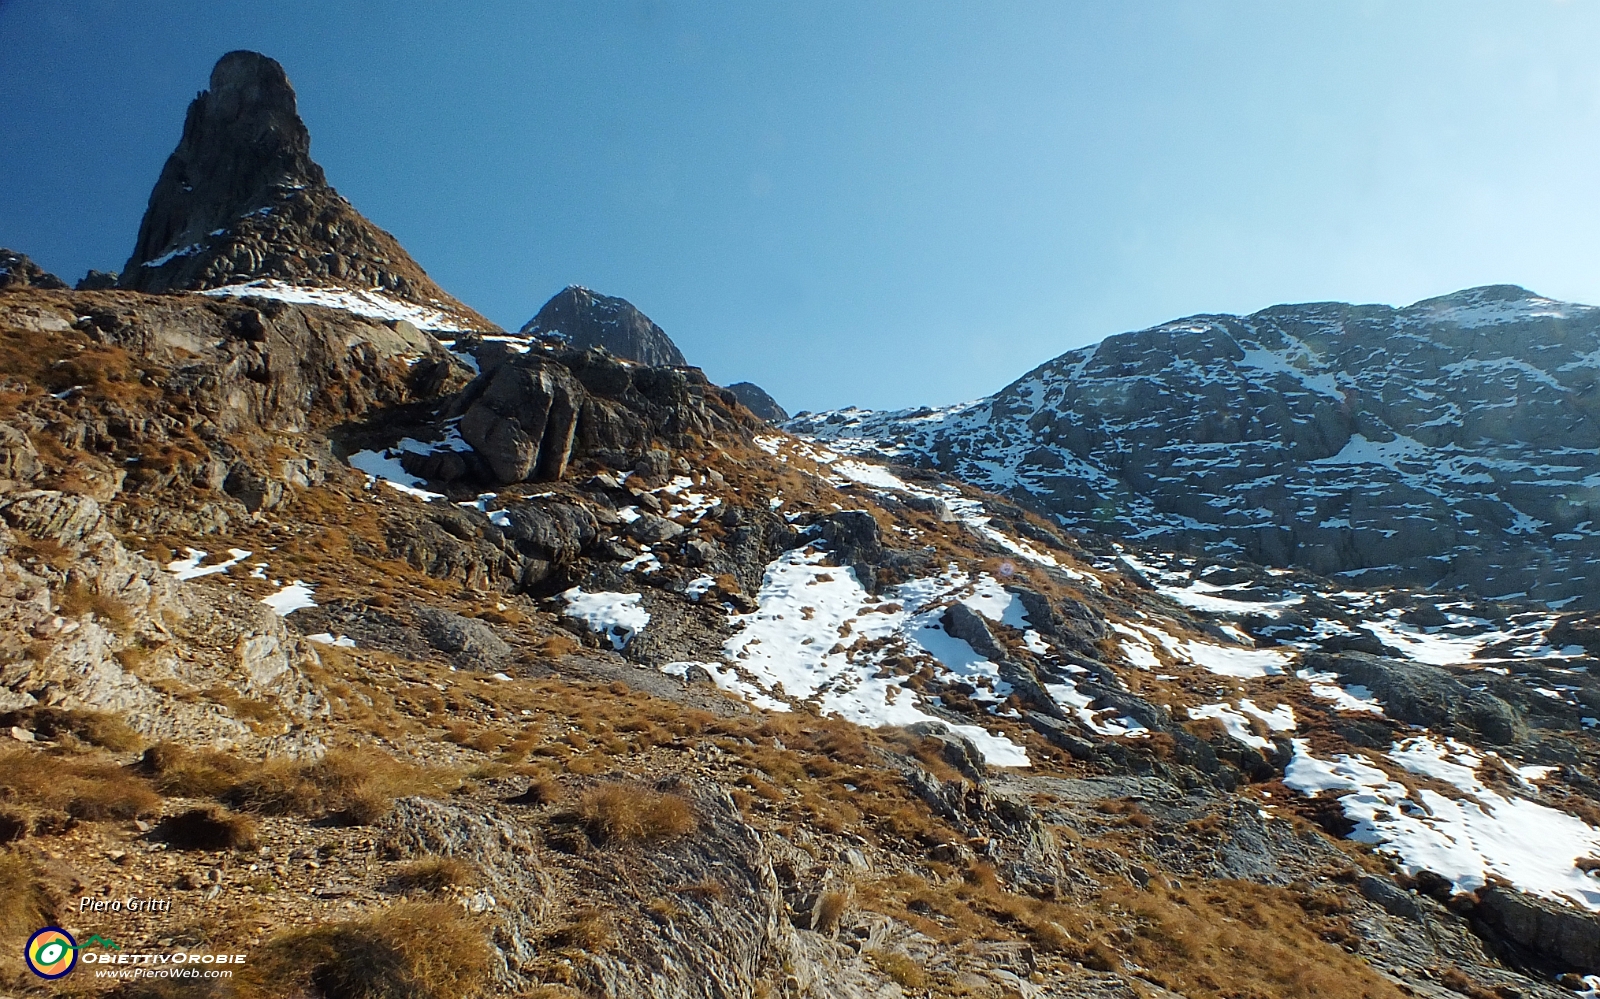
789;284;1600;610
7;277;1600;998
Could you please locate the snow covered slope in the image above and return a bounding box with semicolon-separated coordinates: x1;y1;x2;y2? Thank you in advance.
788;285;1600;609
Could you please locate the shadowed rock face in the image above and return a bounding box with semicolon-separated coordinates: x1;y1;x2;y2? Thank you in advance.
117;51;492;331
125;50;321;269
727;382;788;422
520;286;687;368
417;344;750;487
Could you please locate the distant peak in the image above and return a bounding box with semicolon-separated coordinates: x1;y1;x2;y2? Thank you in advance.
726;382;789;423
1403;285;1590;329
519;287;687;367
1410;285;1544;310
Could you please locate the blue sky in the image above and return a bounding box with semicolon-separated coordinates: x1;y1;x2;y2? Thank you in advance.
4;2;1600;413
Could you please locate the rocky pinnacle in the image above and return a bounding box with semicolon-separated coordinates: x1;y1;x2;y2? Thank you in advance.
118;51;493;330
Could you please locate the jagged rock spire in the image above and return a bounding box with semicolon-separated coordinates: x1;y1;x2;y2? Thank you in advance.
119;51;494;331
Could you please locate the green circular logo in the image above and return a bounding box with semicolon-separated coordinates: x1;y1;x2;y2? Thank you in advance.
25;927;78;979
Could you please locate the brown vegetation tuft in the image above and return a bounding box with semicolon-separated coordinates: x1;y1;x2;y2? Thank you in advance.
391;856;478;893
154;807;258;851
237;903;490;999
815;890;850;933
56;578;133;631
575;784;696;844
138;746;461;825
548;908;614;953
866;949;926;989
0;748;160;826
0;850;56;943
0;707;141;751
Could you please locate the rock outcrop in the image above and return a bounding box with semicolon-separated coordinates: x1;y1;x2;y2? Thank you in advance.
117;51;493;332
1477;885;1600;973
519;286;687;367
0;488;324;750
1306;651;1523;745
727;381;788;422
790;285;1600;608
433;345;750;487
0;249;67;291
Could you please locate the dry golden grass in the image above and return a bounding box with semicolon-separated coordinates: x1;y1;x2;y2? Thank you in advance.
815;890;850;933
865;949;926;989
0;849;59;985
574;784;696;845
154;807;258;851
548;908;615;953
140;741;249;797
518;777;563;805
855;859;1405;999
55;579;133;632
140;746;462;826
673;879;726;903
1093;881;1407;999
236;903;491;999
0;849;55;941
392;856;478;893
0;706;141;751
0;748;160;825
1094;797;1155;829
199;685;282;727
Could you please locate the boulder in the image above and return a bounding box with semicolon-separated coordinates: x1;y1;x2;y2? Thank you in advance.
627;513;685;544
813;510;883;567
1477;885;1600;973
0;425;41;484
223;463;284;512
456;356;584;483
1306;651;1523;744
499;501;599;564
903;492;954;522
942;602;1007;663
413;607;510;670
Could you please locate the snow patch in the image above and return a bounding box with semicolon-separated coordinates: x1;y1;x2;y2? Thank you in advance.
1284;737;1600;910
561;589;650;650
261;581;316;616
200;279;486;332
167;548;252;581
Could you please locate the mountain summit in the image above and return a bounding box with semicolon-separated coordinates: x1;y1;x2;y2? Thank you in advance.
519;285;687;367
118;51;493;332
